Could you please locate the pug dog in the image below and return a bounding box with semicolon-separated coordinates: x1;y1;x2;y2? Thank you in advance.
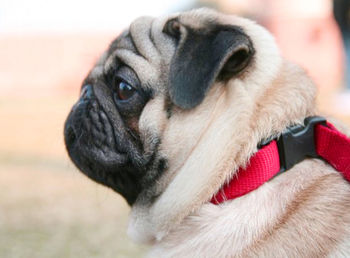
64;8;350;257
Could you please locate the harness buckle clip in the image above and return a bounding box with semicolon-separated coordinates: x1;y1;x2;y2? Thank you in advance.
277;116;327;173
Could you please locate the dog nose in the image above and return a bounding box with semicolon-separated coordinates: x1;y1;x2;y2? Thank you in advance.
80;84;93;101
64;86;93;149
71;84;93;112
64;84;96;151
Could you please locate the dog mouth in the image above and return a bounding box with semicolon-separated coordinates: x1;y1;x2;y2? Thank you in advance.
64;85;143;204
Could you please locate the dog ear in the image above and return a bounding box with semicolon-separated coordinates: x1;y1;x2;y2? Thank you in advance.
165;21;254;109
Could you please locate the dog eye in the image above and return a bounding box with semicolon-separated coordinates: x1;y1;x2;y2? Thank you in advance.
115;80;136;101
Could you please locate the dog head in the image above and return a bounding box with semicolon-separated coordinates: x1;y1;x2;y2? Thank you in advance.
64;8;316;243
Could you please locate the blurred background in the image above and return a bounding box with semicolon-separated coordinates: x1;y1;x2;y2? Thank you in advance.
1;0;350;257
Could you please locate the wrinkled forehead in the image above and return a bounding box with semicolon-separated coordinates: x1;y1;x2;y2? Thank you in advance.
88;8;222;90
106;15;174;89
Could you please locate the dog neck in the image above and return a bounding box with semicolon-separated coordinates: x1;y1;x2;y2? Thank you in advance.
128;60;319;244
128;16;318;242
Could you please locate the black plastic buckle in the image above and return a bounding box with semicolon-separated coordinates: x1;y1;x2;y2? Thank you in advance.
277;116;327;173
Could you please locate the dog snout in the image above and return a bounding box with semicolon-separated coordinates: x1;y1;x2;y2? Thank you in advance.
63;82;145;205
64;83;132;167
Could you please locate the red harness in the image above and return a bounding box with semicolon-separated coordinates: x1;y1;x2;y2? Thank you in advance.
211;116;350;204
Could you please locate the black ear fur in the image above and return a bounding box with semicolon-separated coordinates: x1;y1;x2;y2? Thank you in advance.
168;24;254;109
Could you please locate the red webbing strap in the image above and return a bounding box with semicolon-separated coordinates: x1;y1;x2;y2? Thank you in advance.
211;122;350;205
316;123;350;182
211;141;280;204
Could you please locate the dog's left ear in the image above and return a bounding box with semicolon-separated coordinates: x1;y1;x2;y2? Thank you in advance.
164;19;254;109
